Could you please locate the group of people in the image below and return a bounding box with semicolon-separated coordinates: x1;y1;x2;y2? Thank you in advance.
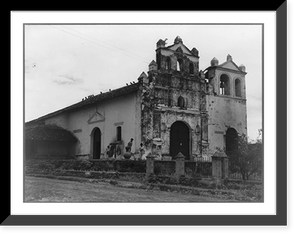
104;138;147;160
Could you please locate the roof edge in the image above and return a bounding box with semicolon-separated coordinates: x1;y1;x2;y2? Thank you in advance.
26;82;141;124
204;65;247;75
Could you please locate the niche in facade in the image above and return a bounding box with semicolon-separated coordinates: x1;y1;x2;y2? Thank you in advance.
177;96;185;108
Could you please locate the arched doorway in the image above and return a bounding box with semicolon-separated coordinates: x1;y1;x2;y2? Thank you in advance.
91;127;101;159
170;121;190;160
225;128;238;152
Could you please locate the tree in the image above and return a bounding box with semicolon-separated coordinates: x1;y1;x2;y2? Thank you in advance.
226;131;263;181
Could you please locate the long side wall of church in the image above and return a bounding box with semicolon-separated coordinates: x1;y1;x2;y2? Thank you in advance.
41;92;141;159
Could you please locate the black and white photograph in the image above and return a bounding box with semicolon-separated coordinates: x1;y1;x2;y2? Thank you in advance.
24;23;263;203
5;4;290;229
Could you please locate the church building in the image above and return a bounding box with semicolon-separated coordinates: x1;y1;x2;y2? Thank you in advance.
25;36;247;162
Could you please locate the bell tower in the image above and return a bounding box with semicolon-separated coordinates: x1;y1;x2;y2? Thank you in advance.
204;54;248;159
205;54;247;99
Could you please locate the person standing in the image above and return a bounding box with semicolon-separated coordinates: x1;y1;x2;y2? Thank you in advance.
127;138;134;152
104;145;111;158
139;143;145;160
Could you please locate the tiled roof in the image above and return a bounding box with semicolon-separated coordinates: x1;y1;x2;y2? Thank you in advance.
25;125;78;142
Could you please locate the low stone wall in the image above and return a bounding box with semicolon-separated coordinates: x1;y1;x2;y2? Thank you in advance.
26;158;212;177
154;161;176;175
25;158;146;174
185;161;212;177
25;157;262;200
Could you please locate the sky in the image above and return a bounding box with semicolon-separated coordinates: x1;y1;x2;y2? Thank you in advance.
24;24;262;141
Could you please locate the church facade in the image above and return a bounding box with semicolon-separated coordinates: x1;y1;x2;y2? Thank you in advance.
25;36;247;162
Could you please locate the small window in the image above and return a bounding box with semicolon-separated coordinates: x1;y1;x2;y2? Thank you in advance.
189;62;194;74
195;124;201;134
116;126;122;141
166;57;171;71
177;96;185;108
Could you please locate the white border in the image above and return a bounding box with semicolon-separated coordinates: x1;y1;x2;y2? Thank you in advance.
11;11;276;215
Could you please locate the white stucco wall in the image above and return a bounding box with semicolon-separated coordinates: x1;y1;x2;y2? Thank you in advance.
42;91;141;158
206;94;247;159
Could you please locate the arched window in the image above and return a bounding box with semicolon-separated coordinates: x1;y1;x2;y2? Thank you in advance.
177;96;185;108
116;126;122;142
189;62;194;74
235;78;242;97
220;74;230;95
177;59;183;71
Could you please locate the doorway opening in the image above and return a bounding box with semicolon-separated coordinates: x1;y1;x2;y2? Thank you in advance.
170;121;190;160
225;127;238;152
91;127;101;159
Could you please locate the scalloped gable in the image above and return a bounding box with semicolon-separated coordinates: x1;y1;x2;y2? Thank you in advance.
166;43;195;56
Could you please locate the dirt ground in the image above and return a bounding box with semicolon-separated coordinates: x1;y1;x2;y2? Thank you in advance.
25;176;231;202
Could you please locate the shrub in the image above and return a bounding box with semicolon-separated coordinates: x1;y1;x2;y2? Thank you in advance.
114;160;146;173
58;160;92;171
227;133;262;181
74;160;92;170
179;176;201;187
37;161;54;173
90;161;115;171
